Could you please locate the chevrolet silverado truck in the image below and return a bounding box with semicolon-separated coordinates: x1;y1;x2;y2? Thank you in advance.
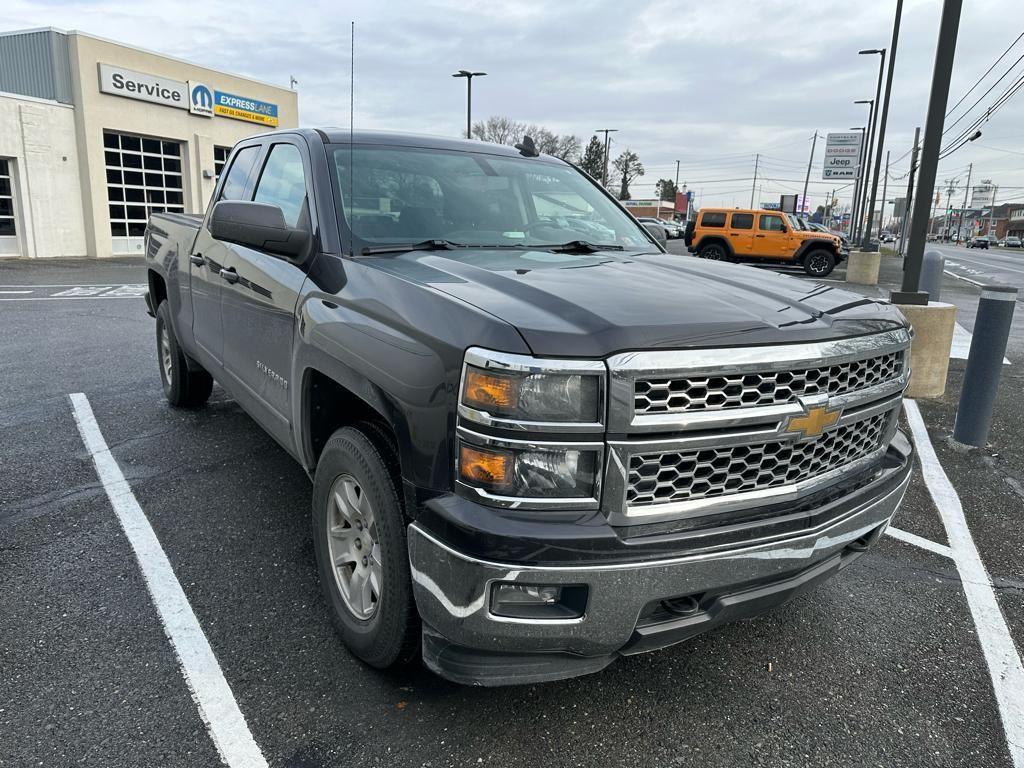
144;129;913;686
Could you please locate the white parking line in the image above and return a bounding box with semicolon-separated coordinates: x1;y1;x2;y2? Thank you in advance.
884;525;954;559
69;393;268;768
904;399;1024;768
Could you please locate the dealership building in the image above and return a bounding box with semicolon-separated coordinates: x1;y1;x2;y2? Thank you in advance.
0;28;299;259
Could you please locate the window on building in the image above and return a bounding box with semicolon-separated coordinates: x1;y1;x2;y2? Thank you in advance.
730;213;754;229
0;159;15;237
701;211;726;227
759;214;785;232
214;146;231;180
104;131;184;250
253;144;308;228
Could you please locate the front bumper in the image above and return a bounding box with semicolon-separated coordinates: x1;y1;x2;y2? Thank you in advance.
408;440;912;686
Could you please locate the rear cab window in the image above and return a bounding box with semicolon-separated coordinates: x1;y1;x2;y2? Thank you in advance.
701;211;726;228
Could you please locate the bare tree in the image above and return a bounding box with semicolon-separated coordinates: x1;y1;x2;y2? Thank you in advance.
470;115;581;162
471;116;523;145
613;149;644;200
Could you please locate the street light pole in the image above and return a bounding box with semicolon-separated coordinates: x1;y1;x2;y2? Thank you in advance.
848;126;867;239
451;70;486;140
596;128;618;187
880;150;889;234
895;0;964;304
863;2;903;250
854;97;877;243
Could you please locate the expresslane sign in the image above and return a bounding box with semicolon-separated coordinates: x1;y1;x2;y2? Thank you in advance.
98;65;278;127
213;91;279;127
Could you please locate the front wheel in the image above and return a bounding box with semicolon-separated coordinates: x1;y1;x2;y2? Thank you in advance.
803;249;836;277
699;242;728;261
155;301;212;407
312;425;419;669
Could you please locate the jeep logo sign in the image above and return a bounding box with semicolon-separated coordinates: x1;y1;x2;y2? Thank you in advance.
99;64;188;110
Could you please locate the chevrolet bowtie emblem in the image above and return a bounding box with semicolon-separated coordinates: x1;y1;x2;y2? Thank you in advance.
783;404;842;439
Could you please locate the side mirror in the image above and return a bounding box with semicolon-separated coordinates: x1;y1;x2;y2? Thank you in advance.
209;200;310;259
642;221;667;247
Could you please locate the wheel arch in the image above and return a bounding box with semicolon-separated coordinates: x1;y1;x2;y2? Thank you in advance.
695;235;734;257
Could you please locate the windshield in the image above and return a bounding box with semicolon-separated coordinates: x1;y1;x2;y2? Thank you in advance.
328;145;653;252
787;214;807;231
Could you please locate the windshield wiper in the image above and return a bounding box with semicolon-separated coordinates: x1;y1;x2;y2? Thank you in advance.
537;240;624;253
361;239;463;256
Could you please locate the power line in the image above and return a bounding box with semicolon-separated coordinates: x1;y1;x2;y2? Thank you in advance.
945;30;1024;120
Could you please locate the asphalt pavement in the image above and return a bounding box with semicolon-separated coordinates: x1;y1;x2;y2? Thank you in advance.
925;242;1024;291
2;255;1023;768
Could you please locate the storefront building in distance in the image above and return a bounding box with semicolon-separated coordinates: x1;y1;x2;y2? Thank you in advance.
0;28;299;258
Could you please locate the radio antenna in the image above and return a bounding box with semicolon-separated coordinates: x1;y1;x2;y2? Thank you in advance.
349;20;355;253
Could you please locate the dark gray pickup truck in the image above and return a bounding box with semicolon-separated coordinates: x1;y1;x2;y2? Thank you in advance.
144;129;913;686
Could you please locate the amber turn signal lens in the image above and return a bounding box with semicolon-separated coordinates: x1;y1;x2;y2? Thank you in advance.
464;368;517;411
459;444;513;490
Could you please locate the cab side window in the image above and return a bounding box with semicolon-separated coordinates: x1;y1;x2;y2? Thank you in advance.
218;145;260;202
701;211;726;227
253;144;309;229
731;213;753;230
759;214;785;232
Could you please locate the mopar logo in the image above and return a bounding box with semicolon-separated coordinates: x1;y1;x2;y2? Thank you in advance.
189;82;214;117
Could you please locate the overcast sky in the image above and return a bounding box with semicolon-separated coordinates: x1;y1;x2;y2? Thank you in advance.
6;0;1024;215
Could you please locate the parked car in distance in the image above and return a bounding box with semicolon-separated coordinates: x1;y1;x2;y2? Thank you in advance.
637;216;681;239
967;236;990;249
143;129;913;686
808;222;851;253
1003;236;1022;248
685;207;845;276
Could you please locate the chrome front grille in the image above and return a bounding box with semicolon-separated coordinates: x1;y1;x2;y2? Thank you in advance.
634;350;905;415
627;410;891;507
603;328;912;525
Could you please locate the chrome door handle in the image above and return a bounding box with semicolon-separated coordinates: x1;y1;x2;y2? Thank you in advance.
189;254;205;266
219;268;239;284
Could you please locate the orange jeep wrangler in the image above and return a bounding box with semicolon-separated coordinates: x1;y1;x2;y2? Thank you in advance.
684;208;845;277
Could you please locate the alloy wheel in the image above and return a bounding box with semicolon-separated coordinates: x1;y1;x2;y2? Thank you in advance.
326;473;382;620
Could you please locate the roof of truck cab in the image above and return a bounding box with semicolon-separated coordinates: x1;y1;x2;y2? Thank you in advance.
316;129;565;161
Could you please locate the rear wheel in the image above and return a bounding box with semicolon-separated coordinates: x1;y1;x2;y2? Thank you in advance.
803;249;836;277
312;425;419;669
699;242;728;261
155;301;212;407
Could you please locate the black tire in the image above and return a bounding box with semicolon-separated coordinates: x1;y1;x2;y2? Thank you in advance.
699;242;728;261
156;300;213;407
803;249;836;277
312;425;419;669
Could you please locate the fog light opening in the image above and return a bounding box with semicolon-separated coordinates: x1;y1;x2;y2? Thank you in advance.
490;583;588;620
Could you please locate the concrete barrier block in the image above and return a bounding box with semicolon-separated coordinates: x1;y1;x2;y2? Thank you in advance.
896;301;957;399
846;250;882;286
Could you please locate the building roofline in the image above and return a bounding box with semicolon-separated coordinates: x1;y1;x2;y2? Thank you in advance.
0;26;297;95
0;89;74;109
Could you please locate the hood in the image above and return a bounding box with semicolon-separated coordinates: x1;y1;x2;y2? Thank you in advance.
367;249;906;358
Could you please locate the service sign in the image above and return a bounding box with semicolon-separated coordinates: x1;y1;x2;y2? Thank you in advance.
99;64;188;109
213;91;279;126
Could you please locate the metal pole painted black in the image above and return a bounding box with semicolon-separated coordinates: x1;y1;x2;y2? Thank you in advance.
894;0;963;304
952;285;1018;446
860;50;886;247
858;95;878;243
864;1;904;249
898;127;920;260
849;127;866;240
880;151;889;234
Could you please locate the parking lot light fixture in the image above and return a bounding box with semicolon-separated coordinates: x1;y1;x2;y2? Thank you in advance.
452;70;486;140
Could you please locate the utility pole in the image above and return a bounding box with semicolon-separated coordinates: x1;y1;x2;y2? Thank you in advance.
674;160;681;218
879;151;889;235
957;163;973;244
750;153;760;209
896;0;964;303
944;177;959;240
897;128;920;259
596;128;618;187
802;131;818;217
988;185;998;237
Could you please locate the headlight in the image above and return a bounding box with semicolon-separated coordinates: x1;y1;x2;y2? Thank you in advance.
459;348;605;428
457;435;600;502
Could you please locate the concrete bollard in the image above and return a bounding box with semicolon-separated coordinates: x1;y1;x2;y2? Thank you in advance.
920;250;945;302
952;285;1019;446
895;301;957;398
846;250;881;285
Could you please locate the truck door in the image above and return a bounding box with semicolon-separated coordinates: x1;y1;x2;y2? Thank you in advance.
190;144;262;367
219;139;313;447
727;212;755;255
